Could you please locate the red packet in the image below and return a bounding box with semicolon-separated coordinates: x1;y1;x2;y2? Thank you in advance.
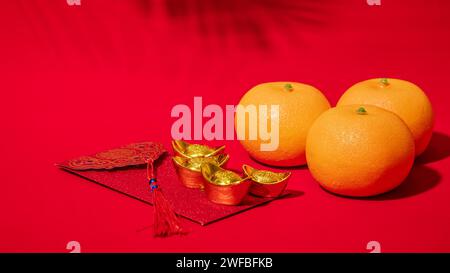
57;142;286;225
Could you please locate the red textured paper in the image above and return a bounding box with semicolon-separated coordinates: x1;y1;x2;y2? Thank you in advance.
58;147;284;225
61;142;166;170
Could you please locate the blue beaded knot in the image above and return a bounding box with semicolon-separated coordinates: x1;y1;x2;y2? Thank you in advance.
149;178;157;191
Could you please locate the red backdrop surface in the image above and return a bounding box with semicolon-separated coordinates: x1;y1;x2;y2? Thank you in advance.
1;0;449;252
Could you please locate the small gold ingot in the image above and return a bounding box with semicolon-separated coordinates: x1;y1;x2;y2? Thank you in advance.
201;163;251;205
243;164;290;198
172;154;229;189
172;140;225;158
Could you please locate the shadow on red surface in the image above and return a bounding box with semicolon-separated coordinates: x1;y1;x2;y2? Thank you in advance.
369;131;450;200
161;0;333;50
371;164;441;200
373;131;450;200
319;164;441;201
416;132;450;165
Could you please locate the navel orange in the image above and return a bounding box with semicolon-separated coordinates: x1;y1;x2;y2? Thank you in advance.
236;82;330;166
337;78;434;156
306;105;415;197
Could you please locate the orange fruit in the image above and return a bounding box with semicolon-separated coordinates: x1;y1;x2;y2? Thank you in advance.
306;105;415;197
236;82;330;166
337;78;434;156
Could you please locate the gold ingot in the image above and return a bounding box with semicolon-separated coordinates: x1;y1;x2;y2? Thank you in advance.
172;154;229;189
201;163;250;205
172;140;225;158
242;164;290;198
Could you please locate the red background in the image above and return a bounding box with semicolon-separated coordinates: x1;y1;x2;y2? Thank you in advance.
1;0;449;252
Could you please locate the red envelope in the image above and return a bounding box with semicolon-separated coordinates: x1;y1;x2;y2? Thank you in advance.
57;142;286;225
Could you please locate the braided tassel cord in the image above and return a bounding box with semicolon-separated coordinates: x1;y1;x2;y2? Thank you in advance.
147;159;183;237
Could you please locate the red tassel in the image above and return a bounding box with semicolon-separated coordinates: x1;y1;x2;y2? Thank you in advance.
147;159;183;237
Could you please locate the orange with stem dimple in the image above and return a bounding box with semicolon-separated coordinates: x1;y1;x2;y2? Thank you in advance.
306;105;415;197
236;82;330;166
337;78;434;156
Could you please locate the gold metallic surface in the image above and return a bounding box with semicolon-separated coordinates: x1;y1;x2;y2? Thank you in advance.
172;154;229;172
242;164;291;184
172;154;229;189
172;140;225;158
201;163;247;186
242;164;291;198
201;163;251;205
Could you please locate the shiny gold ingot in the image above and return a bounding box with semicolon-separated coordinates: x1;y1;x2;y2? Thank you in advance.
172;154;229;189
172;140;225;158
201;163;251;205
242;164;290;198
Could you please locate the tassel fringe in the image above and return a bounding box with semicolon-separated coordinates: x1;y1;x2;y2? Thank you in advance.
147;159;184;237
